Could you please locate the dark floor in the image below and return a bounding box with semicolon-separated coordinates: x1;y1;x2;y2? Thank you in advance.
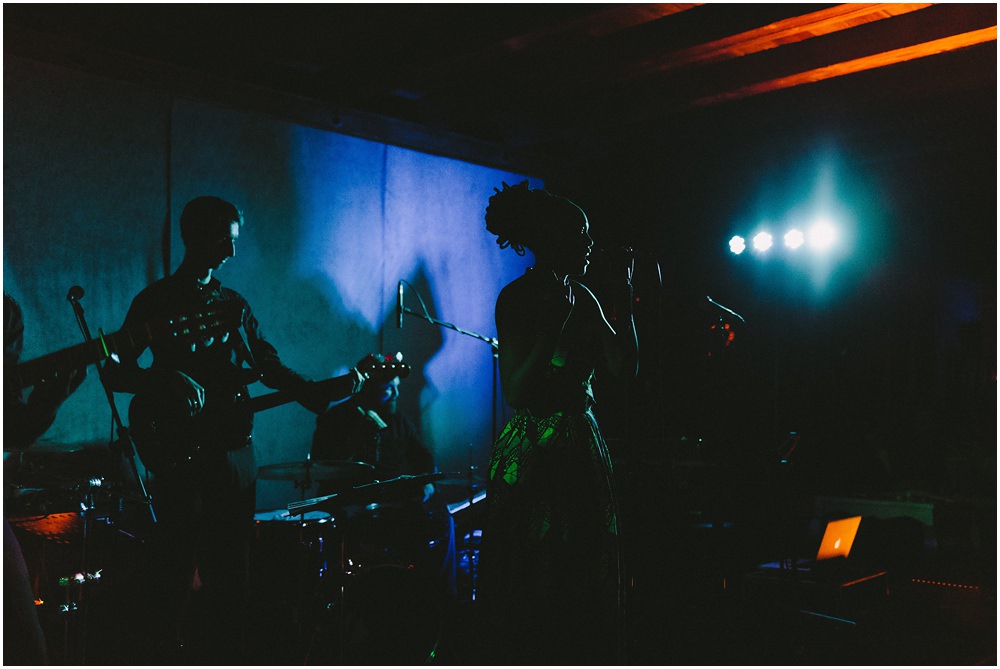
25;520;994;666
12;454;997;666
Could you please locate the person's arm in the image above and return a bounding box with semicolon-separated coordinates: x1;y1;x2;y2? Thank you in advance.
4;295;87;448
572;279;638;383
5;373;86;450
240;300;364;414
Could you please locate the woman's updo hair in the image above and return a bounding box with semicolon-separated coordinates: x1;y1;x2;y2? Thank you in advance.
485;180;582;256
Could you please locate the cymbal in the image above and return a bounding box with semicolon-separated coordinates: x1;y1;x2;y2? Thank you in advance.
289;472;449;514
433;475;486;489
257;460;375;482
356;472;448;493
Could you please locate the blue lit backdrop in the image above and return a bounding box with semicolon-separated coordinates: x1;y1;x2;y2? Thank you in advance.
3;56;539;511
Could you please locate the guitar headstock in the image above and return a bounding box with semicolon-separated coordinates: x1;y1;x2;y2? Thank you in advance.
356;352;411;382
162;301;241;352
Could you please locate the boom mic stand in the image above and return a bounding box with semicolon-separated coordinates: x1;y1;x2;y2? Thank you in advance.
397;280;500;441
397;279;495;606
66;287;155;524
59;287;138;662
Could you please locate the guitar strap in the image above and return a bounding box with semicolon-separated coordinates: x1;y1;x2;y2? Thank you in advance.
230;319;261;382
206;289;260;382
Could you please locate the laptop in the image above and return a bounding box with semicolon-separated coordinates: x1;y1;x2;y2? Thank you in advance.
757;515;864;576
799;515;864;580
815;515;862;562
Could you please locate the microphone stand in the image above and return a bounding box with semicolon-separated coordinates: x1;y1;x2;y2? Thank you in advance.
397;280;501;443
56;289;112;663
64;287;158;663
66;288;156;525
397;280;497;608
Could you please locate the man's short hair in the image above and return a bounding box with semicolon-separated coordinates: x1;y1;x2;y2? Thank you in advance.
180;196;243;245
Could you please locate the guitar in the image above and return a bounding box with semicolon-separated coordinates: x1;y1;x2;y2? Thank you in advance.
128;355;411;474
6;306;238;394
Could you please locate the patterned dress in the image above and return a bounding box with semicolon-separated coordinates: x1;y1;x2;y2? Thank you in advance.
481;357;623;664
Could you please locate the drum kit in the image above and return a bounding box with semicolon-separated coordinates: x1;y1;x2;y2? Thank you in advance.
4;443;487;665
4;442;136;665
250;459;486;665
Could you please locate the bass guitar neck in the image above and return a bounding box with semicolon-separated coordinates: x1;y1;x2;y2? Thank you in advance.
8;304;239;393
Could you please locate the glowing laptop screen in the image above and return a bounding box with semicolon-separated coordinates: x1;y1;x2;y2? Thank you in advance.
815;515;862;561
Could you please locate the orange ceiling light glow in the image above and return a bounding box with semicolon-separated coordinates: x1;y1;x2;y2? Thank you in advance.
694;26;997;106
651;3;934;70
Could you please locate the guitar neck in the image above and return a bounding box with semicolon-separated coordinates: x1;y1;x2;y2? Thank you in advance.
245;361;409;415
246;374;358;414
10;336;113;392
9;324;154;393
9;303;239;393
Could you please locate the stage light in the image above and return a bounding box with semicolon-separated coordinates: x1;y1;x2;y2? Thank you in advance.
808;219;837;251
753;231;773;252
729;235;746;254
784;229;805;249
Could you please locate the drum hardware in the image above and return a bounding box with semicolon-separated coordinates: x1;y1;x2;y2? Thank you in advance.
6;475;117;665
284;472;454;664
250;508;338;637
438;465;485;604
247;462;372;662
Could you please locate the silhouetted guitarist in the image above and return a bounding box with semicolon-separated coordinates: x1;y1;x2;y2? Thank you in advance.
103;196;362;663
5;293;88;665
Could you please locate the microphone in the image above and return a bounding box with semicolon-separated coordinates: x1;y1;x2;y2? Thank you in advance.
597;245;636;257
397;281;404;329
67;285;85;302
594;247;636;283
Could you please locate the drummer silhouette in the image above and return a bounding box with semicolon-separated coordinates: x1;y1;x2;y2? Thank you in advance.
311;354;456;591
312;354;433;486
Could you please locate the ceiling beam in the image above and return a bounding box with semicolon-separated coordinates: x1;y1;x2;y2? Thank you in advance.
633;3;935;72
693;26;997;106
503;3;997;150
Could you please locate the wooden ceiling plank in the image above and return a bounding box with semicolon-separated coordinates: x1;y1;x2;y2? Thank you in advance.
569;3;998;122
502;6;996;153
661;3;935;66
614;4;931;80
692;26;998;107
421;4;940;135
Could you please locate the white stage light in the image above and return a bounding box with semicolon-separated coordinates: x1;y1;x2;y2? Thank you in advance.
784;229;805;249
729;235;746;254
753;231;773;252
809;219;837;251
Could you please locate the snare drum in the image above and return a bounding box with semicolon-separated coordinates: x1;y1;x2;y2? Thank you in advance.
348;501;452;573
250;508;338;605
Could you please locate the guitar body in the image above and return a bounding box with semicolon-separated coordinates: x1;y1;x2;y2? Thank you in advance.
129;388;254;474
129;356;410;474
